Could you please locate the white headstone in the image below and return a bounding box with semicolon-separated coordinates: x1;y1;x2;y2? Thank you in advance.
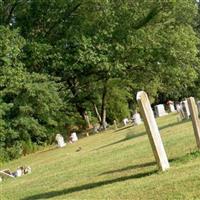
55;134;66;148
154;104;168;117
137;91;170;171
123;118;129;126
169;104;176;112
175;103;181;111
132;113;142;125
176;103;185;120
70;132;78;142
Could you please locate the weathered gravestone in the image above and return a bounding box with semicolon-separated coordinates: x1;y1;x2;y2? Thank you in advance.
132;113;142;125
176;103;185;120
181;100;190;119
187;97;200;149
69;132;78;143
55;134;66;148
123;118;129;126
113;120;117;130
137;91;170;171
154;104;168;117
169;103;176;113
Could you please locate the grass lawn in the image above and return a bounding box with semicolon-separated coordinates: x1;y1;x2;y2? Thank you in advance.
1;113;200;200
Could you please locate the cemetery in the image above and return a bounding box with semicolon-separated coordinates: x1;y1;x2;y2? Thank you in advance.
1;1;200;200
1;94;200;199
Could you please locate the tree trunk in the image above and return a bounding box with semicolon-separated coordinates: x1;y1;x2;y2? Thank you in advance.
67;79;86;121
101;108;107;130
93;103;101;123
100;82;107;130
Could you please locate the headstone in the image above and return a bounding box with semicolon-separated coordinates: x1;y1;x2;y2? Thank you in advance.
137;91;170;171
176;103;185;120
132;113;142;125
55;134;66;148
113;120;117;130
167;101;176;113
84;111;91;129
70;132;78;143
154;104;168;117
86;132;89;137
123;118;129;126
93;124;100;133
181;100;190;119
169;104;176;112
187;97;200;148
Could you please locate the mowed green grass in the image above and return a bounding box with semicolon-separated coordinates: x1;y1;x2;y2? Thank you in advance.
1;113;200;200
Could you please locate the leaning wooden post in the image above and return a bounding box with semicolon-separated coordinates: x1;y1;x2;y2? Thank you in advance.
187;97;200;149
137;91;170;171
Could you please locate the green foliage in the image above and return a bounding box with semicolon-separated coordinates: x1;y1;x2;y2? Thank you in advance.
0;27;68;161
0;66;67;161
0;26;25;67
0;0;200;160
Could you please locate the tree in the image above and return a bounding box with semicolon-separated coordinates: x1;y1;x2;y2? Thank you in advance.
0;26;68;161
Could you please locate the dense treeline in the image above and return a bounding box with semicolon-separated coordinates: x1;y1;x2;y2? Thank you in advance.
0;0;200;161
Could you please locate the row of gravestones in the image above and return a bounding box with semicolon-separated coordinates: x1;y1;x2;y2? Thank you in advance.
148;100;200;119
55;132;78;148
137;91;200;172
133;100;195;126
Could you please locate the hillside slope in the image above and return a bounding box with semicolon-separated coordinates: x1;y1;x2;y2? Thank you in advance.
1;113;200;200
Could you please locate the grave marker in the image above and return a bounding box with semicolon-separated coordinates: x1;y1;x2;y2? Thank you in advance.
154;104;168;117
181;100;190;119
187;97;200;149
132;113;142;125
169;104;176;113
55;134;66;148
113;120;117;130
137;91;170;171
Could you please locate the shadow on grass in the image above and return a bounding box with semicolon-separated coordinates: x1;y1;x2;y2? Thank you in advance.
169;150;200;164
99;151;197;177
158;119;190;131
99;161;156;176
93;131;146;151
93;120;190;151
22;170;157;200
114;125;134;132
